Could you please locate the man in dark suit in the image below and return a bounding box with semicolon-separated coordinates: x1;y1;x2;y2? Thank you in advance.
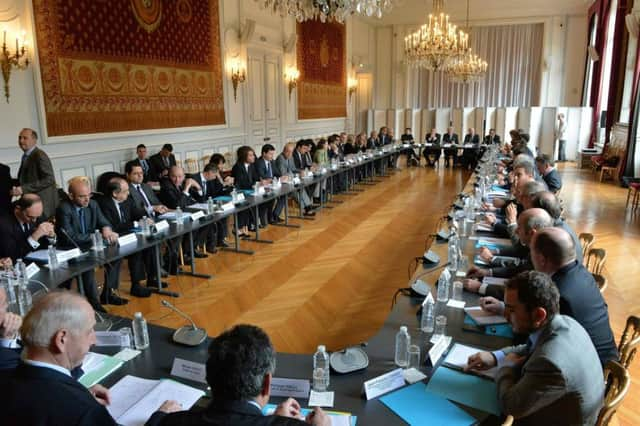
423;128;441;167
186;164;227;252
535;155;562;193
56;176;119;312
0;291;179;425
0;194;54;262
126;163;169;218
159;324;329;426
531;228;618;365
462;128;481;169
96;177;153;299
400;128;420;167
254;144;278;226
467;271;604;425
442;127;459;167
378;126;392;145
149;143;177;182
11;128;58;218
0;163;12;216
484;128;501;144
0;286;22;371
366;130;379;150
125;144;152;183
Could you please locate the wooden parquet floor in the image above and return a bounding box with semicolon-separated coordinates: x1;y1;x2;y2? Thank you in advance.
108;161;639;425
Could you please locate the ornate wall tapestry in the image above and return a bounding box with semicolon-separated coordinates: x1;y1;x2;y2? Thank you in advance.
296;19;346;120
33;0;225;136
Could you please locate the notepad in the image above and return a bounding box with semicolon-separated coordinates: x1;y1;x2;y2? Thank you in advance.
426;366;501;416
464;306;508;325
263;404;355;426
380;382;476;426
107;375;204;426
463;315;514;339
443;343;497;380
78;352;124;388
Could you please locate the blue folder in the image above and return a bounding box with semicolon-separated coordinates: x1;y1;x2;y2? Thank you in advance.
380;382;476;426
426;367;501;416
464;314;514;339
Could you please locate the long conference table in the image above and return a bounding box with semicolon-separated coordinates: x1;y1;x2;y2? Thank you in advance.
28;146;509;425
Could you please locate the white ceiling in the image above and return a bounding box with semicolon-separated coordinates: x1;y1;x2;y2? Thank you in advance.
370;0;592;26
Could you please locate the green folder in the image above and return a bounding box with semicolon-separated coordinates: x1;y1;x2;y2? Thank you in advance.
78;353;124;388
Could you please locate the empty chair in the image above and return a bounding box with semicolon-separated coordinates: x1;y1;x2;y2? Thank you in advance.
618;315;640;370
593;274;608;293
586;248;607;275
625;182;640;210
579;233;595;263
595;360;631;426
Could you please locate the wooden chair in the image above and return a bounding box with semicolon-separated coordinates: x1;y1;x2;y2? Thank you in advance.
625;182;640;210
592;143;626;183
618;315;640;370
593;274;608;293
501;415;514;426
223;152;234;169
586;248;607;275
595;360;631;426
184;158;199;174
201;155;211;169
578;233;595;263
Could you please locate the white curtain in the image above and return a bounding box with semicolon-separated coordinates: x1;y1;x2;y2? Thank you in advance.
415;23;544;108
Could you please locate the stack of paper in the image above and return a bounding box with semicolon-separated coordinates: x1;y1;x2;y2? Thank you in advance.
78;352;123;388
464;306;508;325
443;343;497;380
263;404;355;426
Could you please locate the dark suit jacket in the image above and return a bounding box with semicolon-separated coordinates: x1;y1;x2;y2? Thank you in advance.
149;153;177;181
0;363;165;426
400;134;414;143
126;158;152;182
425;133;441;144
55;199;112;250
0;163;12;216
379;134;392;145
442;133;459;144
129;182;163;215
484;135;501;144
254;157;275;181
0;346;21;371
159;400;306;426
0;213;48;262
366;137;380;149
185;173;212;203
96;196;141;235
463;134;480;144
542;168;562;193
159;179;197;210
231;163;259;190
292;150;310;171
17;147;58;218
551;260;618;365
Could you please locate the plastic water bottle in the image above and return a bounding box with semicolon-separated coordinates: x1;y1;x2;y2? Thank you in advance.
447;231;459;272
421;297;435;333
395;326;411;368
47;246;59;270
17;284;32;316
15;259;27;285
141;216;150;236
437;273;450;303
175;207;183;227
92;230;104;250
207;197;214;214
132;312;150;350
312;345;330;391
231;188;238;203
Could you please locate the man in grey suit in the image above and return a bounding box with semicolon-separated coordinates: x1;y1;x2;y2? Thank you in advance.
126;162;169;218
274;143;315;217
11;128;58;218
467;271;604;425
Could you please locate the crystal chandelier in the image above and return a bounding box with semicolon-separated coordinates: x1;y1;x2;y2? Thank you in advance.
256;0;398;23
446;0;488;83
404;0;468;71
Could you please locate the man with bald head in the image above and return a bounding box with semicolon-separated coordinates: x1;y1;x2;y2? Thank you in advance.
531;191;582;261
11;128;58;218
531;228;617;365
0;194;55;262
0;292;179;425
56;177;119;312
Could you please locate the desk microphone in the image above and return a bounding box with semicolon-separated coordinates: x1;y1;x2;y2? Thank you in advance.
59;228;90;261
160;300;207;346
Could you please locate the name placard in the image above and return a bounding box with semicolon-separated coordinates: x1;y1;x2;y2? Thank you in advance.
190;211;205;221
118;233;138;247
170;358;207;384
58;248;82;263
270;377;310;399
220;202;235;211
154;220;169;232
234;193;246;203
25;262;40;278
363;368;405;400
256;186;266;195
428;335;452;366
292;177;301;185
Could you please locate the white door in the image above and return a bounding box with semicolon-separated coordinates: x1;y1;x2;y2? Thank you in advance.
246;50;282;152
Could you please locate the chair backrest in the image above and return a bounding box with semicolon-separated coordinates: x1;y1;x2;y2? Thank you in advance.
501;415;514;426
201;155;211;169
223;152;234;169
579;233;595;262
618;315;640;370
586;248;607;275
592;274;607;293
596;360;631;426
184;158;199;174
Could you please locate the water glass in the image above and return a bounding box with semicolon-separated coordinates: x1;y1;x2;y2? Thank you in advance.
434;315;447;337
119;327;133;349
458;255;469;273
408;345;421;369
452;281;464;301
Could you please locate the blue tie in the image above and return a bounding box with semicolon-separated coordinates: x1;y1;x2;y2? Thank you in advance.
78;208;86;234
141;159;148;174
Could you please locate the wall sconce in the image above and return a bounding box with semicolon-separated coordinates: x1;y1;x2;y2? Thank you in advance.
347;77;358;103
229;58;246;103
1;29;30;103
284;66;300;101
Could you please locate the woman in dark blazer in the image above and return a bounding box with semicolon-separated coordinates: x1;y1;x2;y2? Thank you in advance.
231;146;259;237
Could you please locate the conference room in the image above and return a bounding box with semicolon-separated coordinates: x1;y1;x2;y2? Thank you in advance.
1;0;639;425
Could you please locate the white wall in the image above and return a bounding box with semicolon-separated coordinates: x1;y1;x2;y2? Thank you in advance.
0;0;373;186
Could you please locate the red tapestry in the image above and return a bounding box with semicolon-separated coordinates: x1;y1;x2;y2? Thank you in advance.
33;0;225;136
296;19;346;120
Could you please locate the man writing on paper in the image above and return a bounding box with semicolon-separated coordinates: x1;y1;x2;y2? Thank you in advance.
0;194;55;262
160;324;330;426
0;291;180;425
465;271;604;425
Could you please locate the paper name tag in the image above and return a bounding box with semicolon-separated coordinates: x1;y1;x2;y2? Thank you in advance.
428;335;452;366
270;378;310;399
455;271;467;278
256;186;266;195
155;220;169;232
403;367;427;384
170;358;207;384
308;390;334;407
219;202;234;211
363;368;405;400
447;299;466;309
25;262;39;278
58;248;82;262
118;233;138;246
95;331;126;347
113;348;141;362
190;211;205;221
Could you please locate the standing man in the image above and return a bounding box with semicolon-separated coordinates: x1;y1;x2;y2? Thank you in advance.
555;113;567;162
149;143;177;181
11;128;58;219
126;144;152;183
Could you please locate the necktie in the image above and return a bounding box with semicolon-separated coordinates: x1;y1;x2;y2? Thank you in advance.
137;185;151;209
202;178;207;196
18;153;28;179
163;156;169;167
118;205;124;223
22;223;30;237
141;159;148;174
266;161;271;178
78;208;86;234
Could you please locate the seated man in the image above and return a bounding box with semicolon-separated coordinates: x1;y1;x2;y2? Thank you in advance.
484;128;501;144
274;143;315;217
400;127;419;166
442;127;459;168
0;291;179;425
466;271;604;425
186;164;224;253
535;155;562;194
0;194;55;262
423;128;441;167
530;191;582;261
254;144;278;226
160;324;329;426
0;286;22;370
96;177;153;299
56;177;119;313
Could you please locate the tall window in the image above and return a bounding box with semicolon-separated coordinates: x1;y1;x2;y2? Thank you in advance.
598;0;619;143
582;14;599;107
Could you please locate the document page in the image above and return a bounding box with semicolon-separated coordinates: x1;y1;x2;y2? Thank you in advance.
464;306;508;325
444;343;497;380
107;375;158;421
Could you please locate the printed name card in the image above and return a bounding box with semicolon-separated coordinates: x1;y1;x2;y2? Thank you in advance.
190;211;205;221
154;220;169;232
363;368;406;400
170;358;207;384
220;202;235;211
270;378;311;399
292;177;301;185
256;186;266;195
25;262;40;278
58;248;82;263
234;193;246;203
428;335;452;366
118;233;138;247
